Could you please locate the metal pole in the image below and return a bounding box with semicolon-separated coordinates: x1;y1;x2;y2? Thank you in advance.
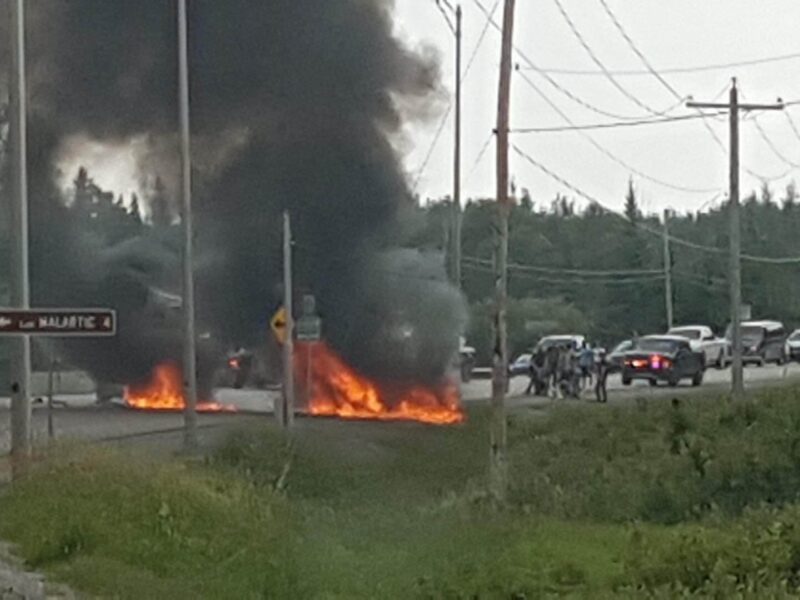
47;355;55;440
490;0;515;502
663;209;673;330
9;0;32;470
729;80;744;398
282;211;295;429
306;343;312;406
452;4;462;289
177;0;198;448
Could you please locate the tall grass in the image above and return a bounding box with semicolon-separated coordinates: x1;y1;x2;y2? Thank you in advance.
3;387;800;597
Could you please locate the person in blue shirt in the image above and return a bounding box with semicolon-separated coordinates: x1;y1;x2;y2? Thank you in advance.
578;341;595;390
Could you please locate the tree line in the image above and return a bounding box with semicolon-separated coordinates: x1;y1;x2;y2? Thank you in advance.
411;180;800;363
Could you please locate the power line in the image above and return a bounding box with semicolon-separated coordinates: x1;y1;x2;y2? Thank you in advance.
552;0;682;117
594;0;793;184
511;143;800;264
463;261;665;285
472;0;667;121
519;51;800;77
463;254;663;276
511;110;728;133
433;0;456;33
463;130;494;187
462;0;500;82
786;109;800;145
516;69;720;193
751;116;800;169
413;0;500;193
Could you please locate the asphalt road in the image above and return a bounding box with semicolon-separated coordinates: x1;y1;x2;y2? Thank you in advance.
461;361;800;403
1;361;798;471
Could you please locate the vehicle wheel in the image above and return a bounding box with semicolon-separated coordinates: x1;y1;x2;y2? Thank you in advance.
715;351;724;369
668;372;680;387
756;359;764;367
692;370;704;387
622;376;632;386
649;379;658;387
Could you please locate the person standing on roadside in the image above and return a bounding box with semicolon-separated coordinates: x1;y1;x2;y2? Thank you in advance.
595;348;609;403
578;341;594;390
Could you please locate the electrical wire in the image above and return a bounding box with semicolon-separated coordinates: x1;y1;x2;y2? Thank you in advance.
463;130;494;187
516;69;720;194
412;0;500;193
786;108;800;144
520;51;800;76
552;0;682;117
751;117;800;169
594;0;792;184
511;142;800;264
472;0;669;121
462;261;666;285
433;0;455;33
463;255;663;276
511;111;728;133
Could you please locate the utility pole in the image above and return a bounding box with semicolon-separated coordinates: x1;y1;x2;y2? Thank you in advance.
490;0;515;501
9;0;32;470
281;211;295;429
177;0;198;448
663;209;673;330
688;79;783;399
452;4;462;289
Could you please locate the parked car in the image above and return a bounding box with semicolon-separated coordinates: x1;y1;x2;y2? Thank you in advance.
725;320;788;366
622;335;705;387
667;325;729;368
534;335;585;353
606;339;633;372
458;338;476;382
508;352;533;377
785;329;800;363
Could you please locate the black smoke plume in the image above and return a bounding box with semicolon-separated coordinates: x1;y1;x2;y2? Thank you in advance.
0;0;466;392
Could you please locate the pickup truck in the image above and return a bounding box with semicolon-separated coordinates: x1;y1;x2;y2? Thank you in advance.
667;325;729;369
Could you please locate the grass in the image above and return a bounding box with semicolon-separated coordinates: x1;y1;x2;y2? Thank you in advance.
3;387;800;597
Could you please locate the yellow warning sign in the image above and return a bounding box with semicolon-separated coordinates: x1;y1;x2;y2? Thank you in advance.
271;306;287;344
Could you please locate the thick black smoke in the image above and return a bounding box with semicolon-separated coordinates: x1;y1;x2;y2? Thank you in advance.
0;0;466;390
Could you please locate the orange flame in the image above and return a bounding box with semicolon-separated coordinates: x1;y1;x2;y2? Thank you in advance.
124;362;235;412
294;342;464;425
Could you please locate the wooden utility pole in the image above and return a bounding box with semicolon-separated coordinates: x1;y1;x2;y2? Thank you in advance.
490;0;515;501
663;209;673;330
688;79;783;399
9;0;32;469
452;4;462;289
281;211;295;429
177;0;199;449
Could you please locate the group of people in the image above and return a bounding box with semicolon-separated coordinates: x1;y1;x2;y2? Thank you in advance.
524;341;611;403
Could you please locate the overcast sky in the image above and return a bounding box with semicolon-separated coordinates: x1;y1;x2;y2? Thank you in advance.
393;0;800;215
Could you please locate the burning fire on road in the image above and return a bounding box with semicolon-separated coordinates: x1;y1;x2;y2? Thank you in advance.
124;363;235;412
294;342;464;425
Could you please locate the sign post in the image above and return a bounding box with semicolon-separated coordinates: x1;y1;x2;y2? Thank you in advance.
0;309;116;336
296;295;322;406
0;308;116;453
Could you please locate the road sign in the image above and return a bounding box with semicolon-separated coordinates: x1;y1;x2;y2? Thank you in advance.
296;315;322;342
271;306;287;344
0;308;116;336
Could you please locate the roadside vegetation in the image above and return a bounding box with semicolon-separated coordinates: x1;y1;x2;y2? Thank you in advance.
4;386;800;597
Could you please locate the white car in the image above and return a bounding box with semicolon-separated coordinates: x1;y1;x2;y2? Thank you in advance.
786;329;800;363
667;325;729;368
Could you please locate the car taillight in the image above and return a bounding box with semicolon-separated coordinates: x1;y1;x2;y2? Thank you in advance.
650;355;671;369
228;358;240;370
